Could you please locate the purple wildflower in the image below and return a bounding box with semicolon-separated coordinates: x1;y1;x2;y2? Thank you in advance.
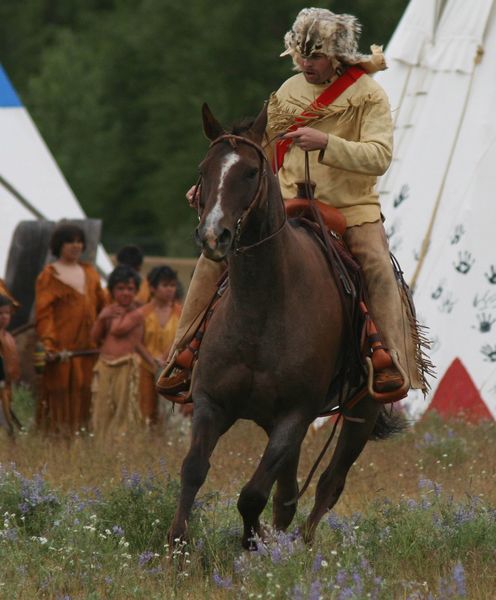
112;525;124;537
326;512;344;531
124;472;142;490
452;562;466;597
421;498;432;510
290;584;305;600
418;478;434;490
212;570;233;589
433;482;443;497
270;545;282;564
335;569;348;586
138;551;154;567
233;555;248;574
352;571;363;595
308;579;322;600
422;432;436;445
312;552;323;573
16;472;58;514
2;528;18;541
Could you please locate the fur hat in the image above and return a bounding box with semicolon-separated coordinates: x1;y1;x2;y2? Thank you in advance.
281;8;387;73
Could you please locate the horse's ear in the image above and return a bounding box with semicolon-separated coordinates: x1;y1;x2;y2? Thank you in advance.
202;103;225;141
249;102;268;144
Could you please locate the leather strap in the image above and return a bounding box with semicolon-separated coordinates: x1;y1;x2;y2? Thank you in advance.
273;66;366;171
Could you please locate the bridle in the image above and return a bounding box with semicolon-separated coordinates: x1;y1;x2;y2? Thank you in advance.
195;134;287;254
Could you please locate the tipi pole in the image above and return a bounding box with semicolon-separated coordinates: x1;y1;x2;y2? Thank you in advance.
0;174;46;220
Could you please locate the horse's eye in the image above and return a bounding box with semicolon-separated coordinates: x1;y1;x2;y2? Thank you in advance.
246;168;258;180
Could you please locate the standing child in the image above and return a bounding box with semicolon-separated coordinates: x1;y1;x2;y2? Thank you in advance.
0;295;21;436
139;266;182;426
90;265;154;439
35;222;106;435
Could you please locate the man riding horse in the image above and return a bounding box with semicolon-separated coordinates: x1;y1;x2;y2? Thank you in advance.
158;7;430;400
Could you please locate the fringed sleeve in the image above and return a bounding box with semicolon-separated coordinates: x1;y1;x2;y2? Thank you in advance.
35;269;58;352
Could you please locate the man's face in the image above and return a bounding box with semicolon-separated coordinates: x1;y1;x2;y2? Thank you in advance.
112;280;137;308
296;53;335;84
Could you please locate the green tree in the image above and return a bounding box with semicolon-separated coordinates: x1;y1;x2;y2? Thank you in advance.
1;0;409;257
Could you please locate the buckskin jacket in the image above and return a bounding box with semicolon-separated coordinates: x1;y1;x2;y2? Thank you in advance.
267;70;393;227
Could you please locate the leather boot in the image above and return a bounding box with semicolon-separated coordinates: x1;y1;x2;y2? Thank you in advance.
156;254;225;400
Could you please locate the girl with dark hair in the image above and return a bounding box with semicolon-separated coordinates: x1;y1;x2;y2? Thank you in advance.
35;222;106;435
139;265;181;425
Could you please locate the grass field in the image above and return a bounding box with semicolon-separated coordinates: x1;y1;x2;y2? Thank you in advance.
0;386;495;599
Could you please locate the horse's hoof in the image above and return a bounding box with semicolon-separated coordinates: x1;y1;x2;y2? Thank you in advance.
301;524;315;547
241;535;259;551
167;528;188;550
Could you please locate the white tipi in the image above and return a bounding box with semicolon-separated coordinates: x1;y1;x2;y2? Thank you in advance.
0;65;112;276
376;0;496;420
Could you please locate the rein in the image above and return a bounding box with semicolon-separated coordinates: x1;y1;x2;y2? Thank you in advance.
207;134;287;254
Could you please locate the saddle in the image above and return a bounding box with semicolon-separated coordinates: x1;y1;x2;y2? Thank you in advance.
156;191;408;407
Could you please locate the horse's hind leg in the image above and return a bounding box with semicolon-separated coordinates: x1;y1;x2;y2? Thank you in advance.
168;402;231;546
303;396;380;544
237;413;308;549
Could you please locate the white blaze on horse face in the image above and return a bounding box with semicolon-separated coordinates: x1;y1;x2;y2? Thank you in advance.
204;152;240;239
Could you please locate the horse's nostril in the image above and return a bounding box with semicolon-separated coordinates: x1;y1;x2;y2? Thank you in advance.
218;228;232;247
194;228;202;247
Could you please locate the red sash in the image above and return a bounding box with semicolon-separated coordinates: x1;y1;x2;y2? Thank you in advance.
273;66;365;171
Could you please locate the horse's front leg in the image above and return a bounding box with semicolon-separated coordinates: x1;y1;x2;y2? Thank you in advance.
302;396;380;544
272;447;301;531
237;412;309;550
168;401;231;546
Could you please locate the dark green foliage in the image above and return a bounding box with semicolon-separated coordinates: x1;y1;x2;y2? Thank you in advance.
0;0;408;255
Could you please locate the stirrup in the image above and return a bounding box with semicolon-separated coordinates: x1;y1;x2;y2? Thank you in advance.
365;350;409;404
155;351;193;404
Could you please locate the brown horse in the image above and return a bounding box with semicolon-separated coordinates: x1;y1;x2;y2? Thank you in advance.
168;103;402;549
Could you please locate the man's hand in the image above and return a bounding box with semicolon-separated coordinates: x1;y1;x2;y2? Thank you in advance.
282;127;328;151
186;185;200;208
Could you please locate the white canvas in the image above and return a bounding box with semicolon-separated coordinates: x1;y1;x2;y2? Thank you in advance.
376;0;496;419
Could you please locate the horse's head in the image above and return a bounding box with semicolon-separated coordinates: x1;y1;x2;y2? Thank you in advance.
194;103;269;261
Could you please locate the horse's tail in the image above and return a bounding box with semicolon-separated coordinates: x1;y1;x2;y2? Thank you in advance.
369;406;409;440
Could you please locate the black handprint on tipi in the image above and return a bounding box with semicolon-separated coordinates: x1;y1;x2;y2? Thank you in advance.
431;280;445;300
472;313;496;333
485;266;496;284
454;251;475;274
473;291;496;311
481;344;496;362
450;224;465;245
393;184;409;208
